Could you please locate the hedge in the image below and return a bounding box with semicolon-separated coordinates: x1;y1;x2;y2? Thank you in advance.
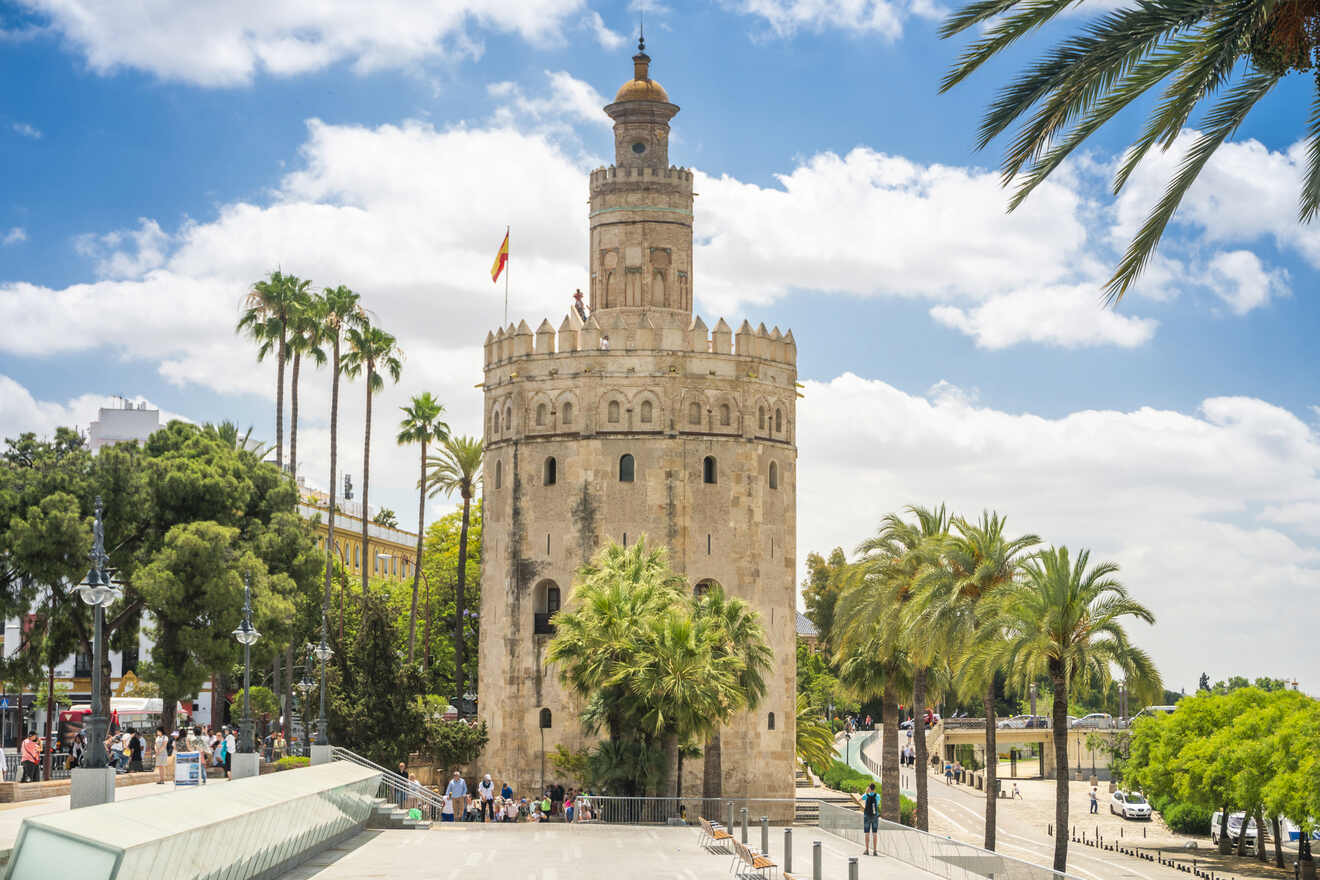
810;759;917;826
1162;802;1213;835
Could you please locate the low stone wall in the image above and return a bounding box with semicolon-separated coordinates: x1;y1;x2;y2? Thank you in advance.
0;765;230;803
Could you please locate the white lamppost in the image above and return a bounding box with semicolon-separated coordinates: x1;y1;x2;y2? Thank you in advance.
230;574;262;778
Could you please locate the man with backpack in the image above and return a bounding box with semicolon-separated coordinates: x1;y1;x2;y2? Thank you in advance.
861;782;880;856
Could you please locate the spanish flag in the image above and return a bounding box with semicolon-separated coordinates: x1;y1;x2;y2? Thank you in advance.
491;229;509;283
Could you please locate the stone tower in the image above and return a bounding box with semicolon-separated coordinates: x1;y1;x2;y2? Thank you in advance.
477;39;798;804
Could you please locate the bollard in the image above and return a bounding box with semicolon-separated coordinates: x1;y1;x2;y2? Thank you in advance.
1144;826;1147;838
848;856;859;880
727;802;735;835
785;829;793;874
1048;823;1053;837
761;816;769;855
741;808;748;844
813;841;822;880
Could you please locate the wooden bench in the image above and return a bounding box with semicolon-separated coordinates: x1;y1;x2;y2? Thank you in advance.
699;817;733;849
731;839;778;878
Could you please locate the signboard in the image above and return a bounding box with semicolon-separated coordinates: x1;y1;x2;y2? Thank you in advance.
174;750;202;786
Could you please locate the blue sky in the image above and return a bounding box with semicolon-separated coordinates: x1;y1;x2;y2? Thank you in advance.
2;0;1318;691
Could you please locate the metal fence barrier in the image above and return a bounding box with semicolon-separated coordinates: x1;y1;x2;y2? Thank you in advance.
581;796;802;827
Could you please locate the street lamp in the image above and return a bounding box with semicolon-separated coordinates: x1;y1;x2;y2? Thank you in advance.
230;574;261;778
312;626;332;749
71;496;123;807
296;648;315;757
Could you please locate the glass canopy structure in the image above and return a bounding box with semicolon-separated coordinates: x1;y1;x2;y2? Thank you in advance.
4;762;380;880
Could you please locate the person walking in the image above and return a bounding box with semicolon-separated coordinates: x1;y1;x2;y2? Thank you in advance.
861;782;880;856
440;792;455;822
445;770;468;820
273;730;286;761
1089;787;1099;814
154;727;169;783
565;789;576;824
477;773;495;822
223;727;236;779
19;734;39;783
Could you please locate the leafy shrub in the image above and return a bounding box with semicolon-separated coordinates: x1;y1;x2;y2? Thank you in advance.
815;760;917;826
273;756;309;771
1162;802;1213;835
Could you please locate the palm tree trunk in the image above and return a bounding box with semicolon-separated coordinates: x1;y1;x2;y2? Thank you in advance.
453;491;471;703
881;680;900;822
284;644;294;743
702;734;722;800
289;349;301;479
272;657;282;729
276;332;286;469
361;367;373;604
407;438;426;664
664;733;680;799
1050;670;1069;873
983;680;998;851
325;339;340;612
913;667;929;831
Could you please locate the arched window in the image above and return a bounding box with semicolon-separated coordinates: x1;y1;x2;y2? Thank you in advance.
768;712;776;731
703;456;717;484
504;404;513;432
719;404;731;426
536;403;547;426
694;578;719;597
562;401;574;425
492;410;500;435
608;400;621;423
544;456;557;486
619;453;635;482
495;459;502;489
769;461;779;490
688;401;701;425
758;406;766;431
353;545;360;568
546;585;561;614
640;400;653;424
775;408;783;433
539;707;552;729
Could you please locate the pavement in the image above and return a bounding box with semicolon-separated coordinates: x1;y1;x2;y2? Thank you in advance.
283;823;942;880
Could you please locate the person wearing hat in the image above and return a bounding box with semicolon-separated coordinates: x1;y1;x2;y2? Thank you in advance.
477;773;495;822
445;770;468;820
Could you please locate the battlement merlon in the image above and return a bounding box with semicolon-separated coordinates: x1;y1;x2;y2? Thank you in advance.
483;311;797;372
589;166;694;187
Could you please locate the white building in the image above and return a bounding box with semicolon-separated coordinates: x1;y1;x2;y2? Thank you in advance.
88;398;160;451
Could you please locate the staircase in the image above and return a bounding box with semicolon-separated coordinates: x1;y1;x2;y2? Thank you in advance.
367;796;432;830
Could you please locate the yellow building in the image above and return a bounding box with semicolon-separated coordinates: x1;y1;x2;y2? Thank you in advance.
297;487;420;580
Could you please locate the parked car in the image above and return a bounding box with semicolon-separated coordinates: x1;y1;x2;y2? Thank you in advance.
1211;811;1259;847
998;715;1049;729
1110;791;1152;820
1070;713;1114;729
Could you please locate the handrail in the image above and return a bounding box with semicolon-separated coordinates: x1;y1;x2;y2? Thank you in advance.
331;746;447;812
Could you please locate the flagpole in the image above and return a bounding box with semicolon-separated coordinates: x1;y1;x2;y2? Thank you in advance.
503;225;510;326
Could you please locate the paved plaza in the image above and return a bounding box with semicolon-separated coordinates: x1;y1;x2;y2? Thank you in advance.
282;824;936;880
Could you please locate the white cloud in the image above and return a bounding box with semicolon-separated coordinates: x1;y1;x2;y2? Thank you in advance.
11;122;41;139
17;0;590;86
488;71;613;132
797;373;1320;690
583;10;625;49
0;378;187;443
729;0;940;41
2;227;26;246
929;284;1157;349
1204;249;1289;315
75;218;171;279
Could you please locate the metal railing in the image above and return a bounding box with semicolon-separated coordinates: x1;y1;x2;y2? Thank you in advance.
575;796;803;827
4;752;158;781
330;746;446;816
817;800;1081;880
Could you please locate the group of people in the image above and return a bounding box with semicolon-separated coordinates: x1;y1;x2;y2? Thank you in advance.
397;766;597;824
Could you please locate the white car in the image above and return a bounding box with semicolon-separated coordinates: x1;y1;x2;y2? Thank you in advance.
1110;791;1152;820
1211;811;1258;846
1071;713;1114;729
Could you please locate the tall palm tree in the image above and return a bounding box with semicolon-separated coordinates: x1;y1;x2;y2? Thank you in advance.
993;546;1160;873
396;392;449;665
285;288;326;481
316;285;365;632
914;512;1039;850
342;323;403;604
855;504;951;831
236;270;309;470
425;434;483;702
938;0;1318;299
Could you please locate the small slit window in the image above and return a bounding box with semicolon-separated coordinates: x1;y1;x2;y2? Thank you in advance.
775;408;783;433
491;411;499;435
703;456;717;484
562;401;574;425
768;712;776;731
769;461;779;490
536;403;547;426
758;406;766;431
719;404;731;426
544;456;557;486
688;401;701;425
608;400;621;423
505;404;513;432
495;459;502;489
640;400;653;424
619;453;635;482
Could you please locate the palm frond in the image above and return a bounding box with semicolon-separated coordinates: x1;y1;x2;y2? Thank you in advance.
1300;84;1320;222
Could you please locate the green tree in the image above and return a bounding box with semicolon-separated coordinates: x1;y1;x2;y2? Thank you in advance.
938;0;1320;298
994;545;1160;873
419;501;482;688
236;270;309;470
371;508;398;528
396;392;449;665
424;434;482;701
796;693;836;771
416;696;489;774
342;323;403;604
916;512;1039;850
1198;672;1211;693
802;547;848;653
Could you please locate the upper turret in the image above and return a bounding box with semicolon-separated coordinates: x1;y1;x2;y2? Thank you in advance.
604;35;679;170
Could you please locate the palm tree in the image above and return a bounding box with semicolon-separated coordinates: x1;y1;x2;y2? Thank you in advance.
424;434;483;702
202;420;273;461
836;610;910;823
993;546;1160;873
796;694;837;772
938;0;1316;299
316;285;365;639
914;512;1039;850
342;323;403;604
236;270;310;470
396;393;449;664
285;288;326;481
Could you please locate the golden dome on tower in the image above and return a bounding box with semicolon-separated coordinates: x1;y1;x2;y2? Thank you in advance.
612;35;670;104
